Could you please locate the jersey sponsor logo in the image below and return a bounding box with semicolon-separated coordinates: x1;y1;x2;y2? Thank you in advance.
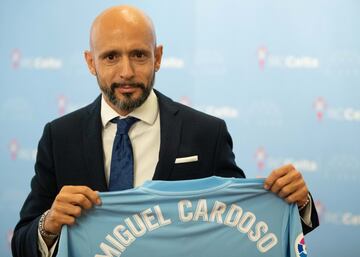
295;233;307;257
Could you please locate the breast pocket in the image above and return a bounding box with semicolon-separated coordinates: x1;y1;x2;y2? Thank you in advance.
171;160;203;180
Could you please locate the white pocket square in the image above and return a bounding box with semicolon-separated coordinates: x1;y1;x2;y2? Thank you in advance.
175;155;198;164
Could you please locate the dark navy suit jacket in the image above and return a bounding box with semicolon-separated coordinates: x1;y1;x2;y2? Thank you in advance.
11;90;318;257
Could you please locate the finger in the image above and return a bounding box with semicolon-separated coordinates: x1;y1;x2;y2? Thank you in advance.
52;202;82;218
269;168;301;194
46;210;76;228
278;178;304;199
45;206;79;234
264;164;294;190
61;186;101;205
285;187;308;205
56;192;93;209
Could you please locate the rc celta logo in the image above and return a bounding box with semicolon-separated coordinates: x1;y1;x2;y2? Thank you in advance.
313;97;327;121
11;48;22;69
294;233;307;257
161;57;185;69
254;147;318;173
8;139;20;160
257;45;320;70
8;139;37;161
56;95;87;116
10;48;62;70
178;96;238;119
315;200;326;222
313;97;360;122
58;95;68;116
179;96;192;107
254;146;267;173
7;229;13;249
257;46;268;70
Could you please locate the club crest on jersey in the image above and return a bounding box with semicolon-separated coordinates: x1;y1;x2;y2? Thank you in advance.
295;233;307;257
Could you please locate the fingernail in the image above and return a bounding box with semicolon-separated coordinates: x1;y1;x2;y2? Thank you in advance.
264;184;269;190
96;198;101;205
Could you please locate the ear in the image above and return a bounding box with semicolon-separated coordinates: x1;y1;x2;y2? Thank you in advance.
154;45;163;72
84;50;97;76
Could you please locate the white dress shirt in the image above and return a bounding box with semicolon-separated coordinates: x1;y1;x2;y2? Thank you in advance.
101;89;160;187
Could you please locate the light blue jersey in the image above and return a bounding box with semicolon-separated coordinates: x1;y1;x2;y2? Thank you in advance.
57;177;307;257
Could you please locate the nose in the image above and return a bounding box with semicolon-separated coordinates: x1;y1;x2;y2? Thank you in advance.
118;56;135;80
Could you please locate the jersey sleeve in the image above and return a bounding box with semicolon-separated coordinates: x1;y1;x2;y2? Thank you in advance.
57;224;92;257
57;225;70;257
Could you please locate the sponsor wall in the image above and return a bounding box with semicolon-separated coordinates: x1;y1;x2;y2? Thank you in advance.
1;0;359;256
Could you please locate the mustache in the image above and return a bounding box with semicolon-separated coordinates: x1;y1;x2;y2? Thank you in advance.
111;82;146;91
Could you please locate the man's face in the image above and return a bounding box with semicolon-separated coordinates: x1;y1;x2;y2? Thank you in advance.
85;16;162;114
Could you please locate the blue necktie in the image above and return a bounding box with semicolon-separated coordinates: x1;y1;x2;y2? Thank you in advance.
109;117;139;191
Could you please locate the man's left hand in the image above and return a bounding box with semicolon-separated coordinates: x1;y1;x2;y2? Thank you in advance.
264;164;308;207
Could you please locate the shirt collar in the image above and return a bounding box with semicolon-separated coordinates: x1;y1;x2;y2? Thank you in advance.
101;89;159;127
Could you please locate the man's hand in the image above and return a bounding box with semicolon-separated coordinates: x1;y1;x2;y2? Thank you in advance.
264;164;308;207
44;186;101;236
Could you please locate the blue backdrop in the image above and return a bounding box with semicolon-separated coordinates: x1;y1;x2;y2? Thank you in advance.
1;1;359;256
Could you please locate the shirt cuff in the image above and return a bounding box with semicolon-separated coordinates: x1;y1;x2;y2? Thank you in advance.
299;198;313;228
38;229;59;257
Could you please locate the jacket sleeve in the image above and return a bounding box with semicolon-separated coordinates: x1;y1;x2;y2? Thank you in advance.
213;120;245;178
213;120;319;235
301;194;319;235
12;123;59;257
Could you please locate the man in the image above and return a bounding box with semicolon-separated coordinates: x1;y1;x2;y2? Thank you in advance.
11;5;319;257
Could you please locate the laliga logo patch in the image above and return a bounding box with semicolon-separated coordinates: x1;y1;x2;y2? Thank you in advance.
295;233;307;257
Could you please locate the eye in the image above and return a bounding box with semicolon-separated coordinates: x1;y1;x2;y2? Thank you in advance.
106;54;116;61
132;50;147;60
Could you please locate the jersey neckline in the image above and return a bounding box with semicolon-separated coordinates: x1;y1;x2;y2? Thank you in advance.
138;176;264;196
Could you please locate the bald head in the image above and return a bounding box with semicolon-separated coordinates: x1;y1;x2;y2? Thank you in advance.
90;5;157;51
84;5;163;116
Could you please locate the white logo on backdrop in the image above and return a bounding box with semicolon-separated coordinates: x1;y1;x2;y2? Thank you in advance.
267;158;318;172
255;147;267;173
314;97;360;122
8;139;36;161
11;49;62;70
313;97;327;121
161;57;185;69
257;46;320;70
179;97;238;119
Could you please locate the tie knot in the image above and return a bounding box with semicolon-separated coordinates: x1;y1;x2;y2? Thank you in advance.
112;117;139;135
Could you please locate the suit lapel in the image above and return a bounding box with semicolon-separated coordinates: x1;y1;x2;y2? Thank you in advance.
153;90;182;180
82;96;108;191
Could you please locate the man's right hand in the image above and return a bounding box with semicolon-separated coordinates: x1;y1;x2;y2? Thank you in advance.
44;186;101;236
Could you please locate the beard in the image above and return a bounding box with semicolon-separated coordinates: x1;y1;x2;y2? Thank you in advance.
97;73;155;113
